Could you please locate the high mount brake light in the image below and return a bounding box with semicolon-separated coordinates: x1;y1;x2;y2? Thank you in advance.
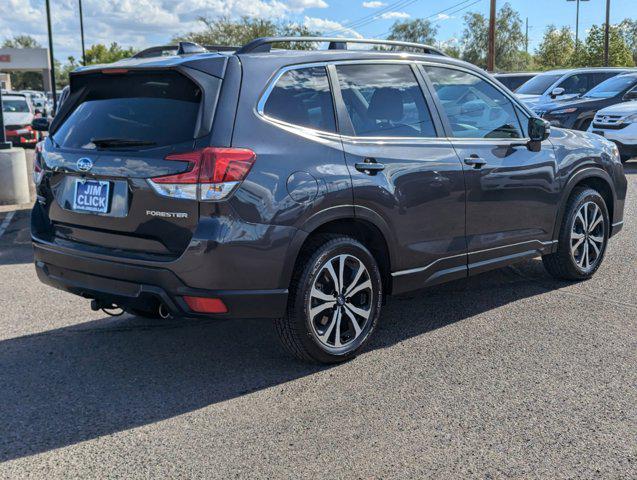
148;147;256;201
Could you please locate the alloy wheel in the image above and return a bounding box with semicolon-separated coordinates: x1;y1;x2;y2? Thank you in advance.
308;254;373;351
570;201;605;271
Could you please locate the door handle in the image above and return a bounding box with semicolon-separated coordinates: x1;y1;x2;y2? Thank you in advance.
355;158;385;175
463;155;487;169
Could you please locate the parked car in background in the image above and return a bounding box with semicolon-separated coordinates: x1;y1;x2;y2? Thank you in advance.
494;72;539;92
589;101;637;162
539;72;637;131
516;68;630;110
2;92;38;146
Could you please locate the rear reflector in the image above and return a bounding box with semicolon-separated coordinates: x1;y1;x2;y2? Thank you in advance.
183;296;228;314
148;147;256;201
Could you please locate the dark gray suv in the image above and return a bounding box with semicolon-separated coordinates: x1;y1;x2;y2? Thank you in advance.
31;38;627;363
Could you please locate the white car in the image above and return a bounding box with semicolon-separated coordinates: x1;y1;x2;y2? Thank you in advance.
588;102;637;162
2;93;38;147
516;67;630;111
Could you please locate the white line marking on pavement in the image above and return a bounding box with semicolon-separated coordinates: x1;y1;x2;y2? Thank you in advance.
0;211;16;239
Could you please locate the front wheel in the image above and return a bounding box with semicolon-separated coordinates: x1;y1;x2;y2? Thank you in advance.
276;235;383;364
542;187;609;280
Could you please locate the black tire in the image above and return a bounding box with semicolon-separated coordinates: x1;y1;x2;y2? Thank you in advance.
578;118;592;131
275;235;383;364
542;187;609;280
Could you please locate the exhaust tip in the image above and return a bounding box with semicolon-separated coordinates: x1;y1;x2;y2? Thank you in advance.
158;303;171;319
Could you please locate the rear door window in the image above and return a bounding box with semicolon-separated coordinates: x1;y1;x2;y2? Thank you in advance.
262;66;336;133
53;71;203;149
335;63;437;138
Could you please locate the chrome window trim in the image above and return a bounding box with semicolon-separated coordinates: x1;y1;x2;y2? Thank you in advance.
256;58;537;143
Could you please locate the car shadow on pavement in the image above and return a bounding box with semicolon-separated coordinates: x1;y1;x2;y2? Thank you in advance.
0;259;570;462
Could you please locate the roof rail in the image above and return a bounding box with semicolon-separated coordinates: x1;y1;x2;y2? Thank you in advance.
132;42;239;59
235;37;446;56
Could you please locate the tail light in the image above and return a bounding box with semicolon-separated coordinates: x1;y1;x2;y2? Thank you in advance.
148;147;256;201
33;142;44;185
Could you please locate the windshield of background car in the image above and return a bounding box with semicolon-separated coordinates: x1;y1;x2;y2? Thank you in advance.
53;70;202;149
584;75;637;99
2;98;30;113
516;74;562;95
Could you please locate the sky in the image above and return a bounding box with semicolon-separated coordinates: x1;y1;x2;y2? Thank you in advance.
1;0;635;63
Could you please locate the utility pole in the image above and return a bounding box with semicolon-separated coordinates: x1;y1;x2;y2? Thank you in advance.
79;0;86;65
525;17;529;55
487;0;496;72
45;0;57;114
604;0;611;66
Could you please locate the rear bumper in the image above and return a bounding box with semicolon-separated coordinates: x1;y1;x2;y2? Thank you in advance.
33;240;288;319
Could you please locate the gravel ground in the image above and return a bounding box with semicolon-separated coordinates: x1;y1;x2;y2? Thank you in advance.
0;154;635;479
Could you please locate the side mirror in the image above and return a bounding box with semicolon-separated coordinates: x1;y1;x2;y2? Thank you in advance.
31;117;50;132
527;117;550;151
623;90;637;101
550;87;565;99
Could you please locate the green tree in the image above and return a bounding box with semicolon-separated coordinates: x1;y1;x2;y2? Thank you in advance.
386;18;438;46
443;45;461;59
1;35;44;90
57;56;80;88
176;16;318;50
619;18;637;64
535;25;574;69
461;2;528;71
575;24;634;67
84;42;136;65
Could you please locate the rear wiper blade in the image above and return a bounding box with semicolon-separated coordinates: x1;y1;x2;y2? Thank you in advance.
90;137;157;149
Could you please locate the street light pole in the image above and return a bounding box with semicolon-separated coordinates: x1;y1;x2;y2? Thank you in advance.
487;0;496;72
604;0;611;66
45;0;57;114
79;0;86;65
567;0;590;55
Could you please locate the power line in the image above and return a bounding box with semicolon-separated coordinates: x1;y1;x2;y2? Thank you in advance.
323;0;424;36
371;0;482;39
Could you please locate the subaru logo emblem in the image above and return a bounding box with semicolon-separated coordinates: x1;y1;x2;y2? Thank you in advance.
77;157;93;172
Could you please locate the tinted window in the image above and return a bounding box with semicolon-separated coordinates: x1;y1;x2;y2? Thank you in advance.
425;66;523;139
584;75;637;98
516;74;562;95
2;98;30;113
593;71;620;85
335;64;436;138
557;74;591;95
263;67;336;133
53;71;202;149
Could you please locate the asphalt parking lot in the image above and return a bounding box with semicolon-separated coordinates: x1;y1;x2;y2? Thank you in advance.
0;153;635;478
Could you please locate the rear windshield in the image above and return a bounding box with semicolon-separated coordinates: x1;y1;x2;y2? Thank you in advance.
3;98;30;113
53;71;201;149
516;74;562;95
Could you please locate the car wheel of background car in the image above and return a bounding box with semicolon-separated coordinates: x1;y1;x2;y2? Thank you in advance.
275;234;383;364
542;187;609;280
578;118;592;131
